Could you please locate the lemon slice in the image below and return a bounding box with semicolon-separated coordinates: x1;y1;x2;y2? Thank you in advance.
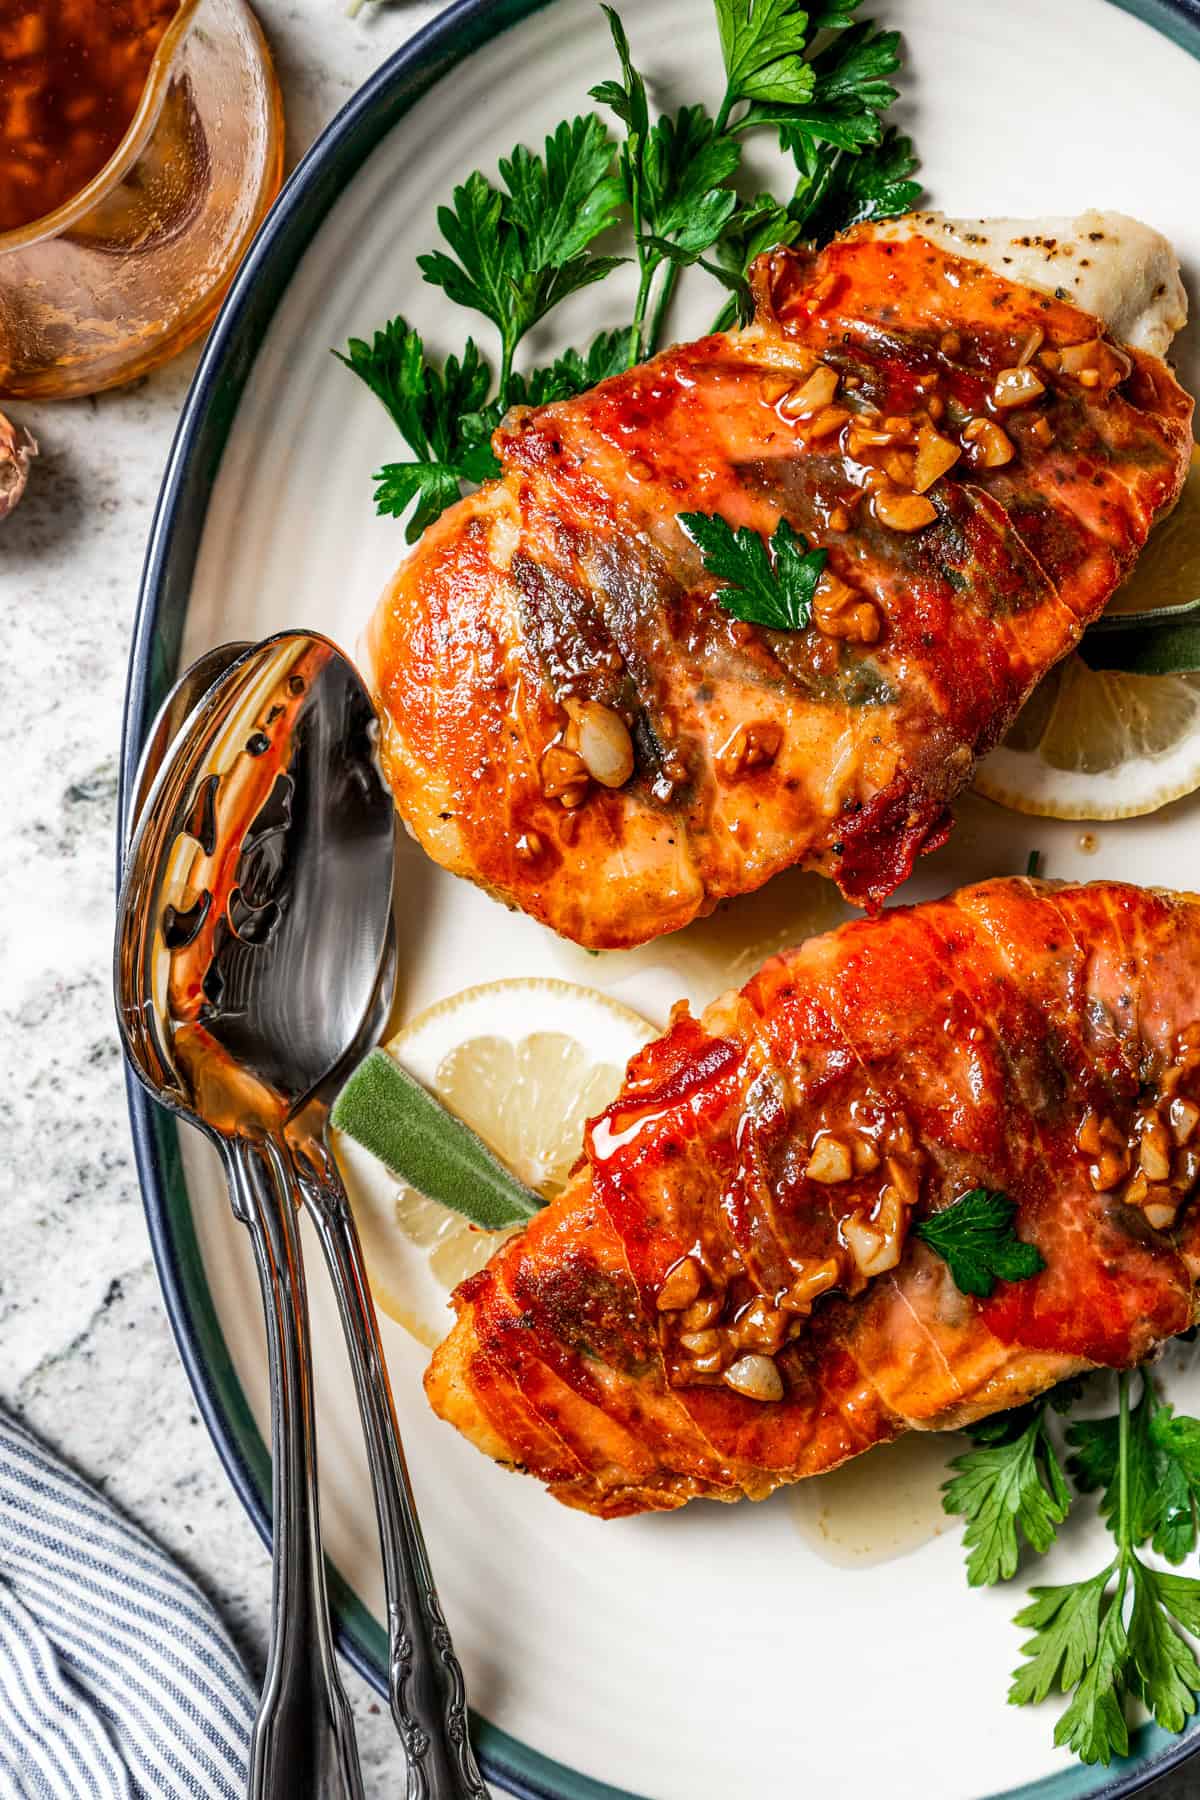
973;658;1200;820
332;979;656;1347
974;448;1200;820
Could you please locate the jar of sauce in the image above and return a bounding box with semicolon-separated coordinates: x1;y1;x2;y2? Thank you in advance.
0;0;284;398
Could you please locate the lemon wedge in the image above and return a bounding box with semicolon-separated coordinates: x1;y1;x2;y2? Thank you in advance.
974;448;1200;820
332;979;656;1348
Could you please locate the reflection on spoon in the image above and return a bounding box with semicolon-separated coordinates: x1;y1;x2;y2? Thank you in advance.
788;1431;959;1569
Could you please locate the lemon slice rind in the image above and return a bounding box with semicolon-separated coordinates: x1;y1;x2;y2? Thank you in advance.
974;660;1200;821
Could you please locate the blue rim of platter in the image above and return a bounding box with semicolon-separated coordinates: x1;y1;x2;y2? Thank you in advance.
119;1;1200;1795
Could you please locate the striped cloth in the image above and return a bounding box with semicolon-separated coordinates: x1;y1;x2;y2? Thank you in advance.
0;1409;255;1799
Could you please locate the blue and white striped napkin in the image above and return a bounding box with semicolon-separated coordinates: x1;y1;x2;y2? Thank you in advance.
0;1409;255;1799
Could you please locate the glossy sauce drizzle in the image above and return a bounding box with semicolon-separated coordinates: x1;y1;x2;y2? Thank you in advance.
788;1432;957;1568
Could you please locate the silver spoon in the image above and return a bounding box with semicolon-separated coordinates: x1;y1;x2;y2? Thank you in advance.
119;634;487;1798
117;631;390;1800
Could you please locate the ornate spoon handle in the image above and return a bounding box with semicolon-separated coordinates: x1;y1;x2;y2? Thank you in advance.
289;1127;488;1800
224;1134;365;1800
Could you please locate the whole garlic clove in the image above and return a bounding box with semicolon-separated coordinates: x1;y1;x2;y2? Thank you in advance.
0;412;37;520
564;698;634;789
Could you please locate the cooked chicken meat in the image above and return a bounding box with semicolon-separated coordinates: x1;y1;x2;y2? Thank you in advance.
876;211;1188;355
365;215;1193;948
425;879;1200;1518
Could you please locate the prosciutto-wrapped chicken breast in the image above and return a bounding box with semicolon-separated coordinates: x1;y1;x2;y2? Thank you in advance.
365;213;1193;947
425;879;1200;1518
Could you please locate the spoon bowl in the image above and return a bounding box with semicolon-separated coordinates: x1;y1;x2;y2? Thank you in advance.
117;630;395;1122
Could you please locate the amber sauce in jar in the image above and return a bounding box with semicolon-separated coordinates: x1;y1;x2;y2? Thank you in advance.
0;1;181;234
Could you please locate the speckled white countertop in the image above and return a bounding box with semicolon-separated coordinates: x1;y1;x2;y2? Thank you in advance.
0;4;1192;1797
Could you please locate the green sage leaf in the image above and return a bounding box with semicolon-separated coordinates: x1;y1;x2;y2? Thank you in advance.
331;1048;544;1230
1081;598;1200;675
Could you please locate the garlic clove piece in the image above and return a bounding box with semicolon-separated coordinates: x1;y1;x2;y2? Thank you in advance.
564;699;635;789
723;1353;784;1403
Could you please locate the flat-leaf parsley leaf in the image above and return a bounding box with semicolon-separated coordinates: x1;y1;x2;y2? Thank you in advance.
915;1187;1045;1299
713;0;818;113
337;320;499;540
1069;1373;1200;1565
677;512;826;630
592;10;740;357
786;123;921;246
943;1400;1070;1586
344;322;631;542
416;115;624;393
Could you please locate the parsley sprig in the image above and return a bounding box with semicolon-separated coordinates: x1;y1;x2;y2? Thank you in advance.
945;1370;1200;1766
707;7;919;334
915;1187;1046;1299
1068;1375;1200;1568
930;1191;1200;1761
592;7;741;354
714;0;819;115
1013;1373;1200;1763
678;511;827;630
337;323;496;539
342;0;921;536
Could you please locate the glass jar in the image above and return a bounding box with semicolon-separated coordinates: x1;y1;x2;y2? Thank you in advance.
0;0;284;399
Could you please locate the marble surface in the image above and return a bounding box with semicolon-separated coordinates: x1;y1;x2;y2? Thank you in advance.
0;3;1192;1798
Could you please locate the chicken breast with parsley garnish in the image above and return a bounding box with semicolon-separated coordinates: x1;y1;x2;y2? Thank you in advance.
364;212;1193;948
425;878;1200;1517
